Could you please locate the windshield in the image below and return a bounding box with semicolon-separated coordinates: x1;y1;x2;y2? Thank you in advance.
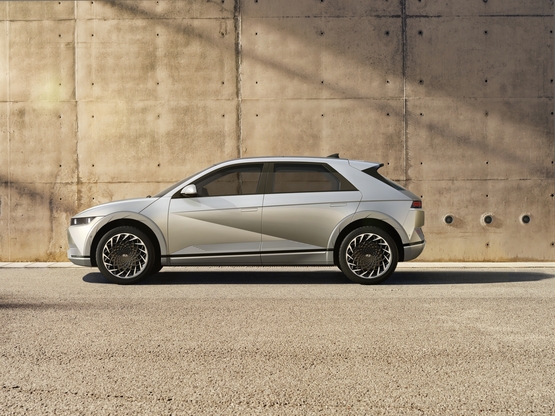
151;163;218;198
151;174;195;198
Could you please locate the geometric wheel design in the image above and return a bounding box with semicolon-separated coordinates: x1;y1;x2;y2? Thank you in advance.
101;233;149;279
345;233;392;279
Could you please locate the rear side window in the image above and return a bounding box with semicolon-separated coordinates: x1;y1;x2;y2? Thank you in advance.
271;163;357;193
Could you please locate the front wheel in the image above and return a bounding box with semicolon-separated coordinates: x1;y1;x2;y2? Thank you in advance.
339;226;398;285
96;226;156;285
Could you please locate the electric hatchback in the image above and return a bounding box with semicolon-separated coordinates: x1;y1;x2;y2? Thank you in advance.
68;155;425;284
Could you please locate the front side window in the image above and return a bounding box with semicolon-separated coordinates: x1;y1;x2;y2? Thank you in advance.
195;164;263;197
271;163;356;193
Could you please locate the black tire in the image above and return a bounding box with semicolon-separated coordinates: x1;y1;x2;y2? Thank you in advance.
96;226;156;285
338;226;398;285
150;262;163;275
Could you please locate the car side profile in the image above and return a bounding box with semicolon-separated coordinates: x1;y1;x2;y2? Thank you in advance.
68;155;425;284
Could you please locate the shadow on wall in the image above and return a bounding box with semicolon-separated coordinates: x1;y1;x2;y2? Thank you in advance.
2;1;552;262
82;269;553;285
99;0;551;180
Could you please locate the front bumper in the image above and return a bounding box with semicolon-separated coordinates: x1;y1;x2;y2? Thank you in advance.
67;217;103;267
67;249;92;267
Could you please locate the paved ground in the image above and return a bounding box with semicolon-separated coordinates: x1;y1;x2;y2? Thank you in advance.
1;265;554;415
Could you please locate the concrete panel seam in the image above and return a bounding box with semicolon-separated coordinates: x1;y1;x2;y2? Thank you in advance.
405;15;553;19
402;0;408;181
5;18;10;261
249;15;404;19
235;0;242;158
74;3;82;213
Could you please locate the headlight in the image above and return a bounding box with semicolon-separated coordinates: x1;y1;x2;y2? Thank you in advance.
70;217;95;226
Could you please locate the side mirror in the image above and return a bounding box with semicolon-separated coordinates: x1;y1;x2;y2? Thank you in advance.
181;184;198;197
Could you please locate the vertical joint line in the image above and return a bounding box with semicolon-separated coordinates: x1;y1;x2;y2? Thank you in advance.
5;13;10;260
74;0;81;210
401;0;408;182
234;0;243;158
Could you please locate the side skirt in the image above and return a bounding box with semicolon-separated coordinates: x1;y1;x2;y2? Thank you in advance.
165;249;334;267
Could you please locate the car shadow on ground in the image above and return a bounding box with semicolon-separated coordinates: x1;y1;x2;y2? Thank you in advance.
82;269;554;285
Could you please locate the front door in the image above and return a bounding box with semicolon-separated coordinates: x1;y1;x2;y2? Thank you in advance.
168;163;264;265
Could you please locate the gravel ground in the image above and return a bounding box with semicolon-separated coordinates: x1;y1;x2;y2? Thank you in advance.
1;266;554;415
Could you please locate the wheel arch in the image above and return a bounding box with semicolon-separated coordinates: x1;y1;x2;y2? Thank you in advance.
90;218;163;268
333;218;405;267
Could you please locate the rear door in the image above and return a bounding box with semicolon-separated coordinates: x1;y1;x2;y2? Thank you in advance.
168;163;264;265
260;162;362;265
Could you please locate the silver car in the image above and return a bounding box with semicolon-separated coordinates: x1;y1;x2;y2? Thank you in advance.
68;155;425;284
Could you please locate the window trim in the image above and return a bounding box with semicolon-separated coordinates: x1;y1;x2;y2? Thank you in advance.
265;162;358;194
173;163;266;198
362;166;406;191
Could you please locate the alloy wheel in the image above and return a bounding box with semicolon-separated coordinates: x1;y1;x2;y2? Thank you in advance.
345;233;392;279
101;233;149;279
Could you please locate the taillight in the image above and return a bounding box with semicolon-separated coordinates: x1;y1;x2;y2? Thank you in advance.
411;200;422;209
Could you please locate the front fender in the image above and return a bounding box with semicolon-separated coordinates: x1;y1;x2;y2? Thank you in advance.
83;211;168;257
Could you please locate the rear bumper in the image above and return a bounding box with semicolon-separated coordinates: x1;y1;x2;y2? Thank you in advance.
403;241;426;262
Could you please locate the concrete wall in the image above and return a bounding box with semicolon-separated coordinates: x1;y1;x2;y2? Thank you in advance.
0;0;553;262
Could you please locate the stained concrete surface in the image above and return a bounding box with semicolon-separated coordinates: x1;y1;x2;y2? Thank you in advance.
1;265;554;415
0;1;553;262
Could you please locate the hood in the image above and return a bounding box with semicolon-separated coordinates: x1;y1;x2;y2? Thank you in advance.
74;197;158;218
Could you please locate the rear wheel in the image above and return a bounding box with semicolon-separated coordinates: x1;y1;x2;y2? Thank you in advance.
96;226;156;284
339;226;398;284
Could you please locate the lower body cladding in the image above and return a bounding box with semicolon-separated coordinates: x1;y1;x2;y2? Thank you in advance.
67;251;92;267
166;250;331;266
